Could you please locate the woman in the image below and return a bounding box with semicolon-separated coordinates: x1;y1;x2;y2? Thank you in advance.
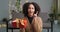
20;2;43;32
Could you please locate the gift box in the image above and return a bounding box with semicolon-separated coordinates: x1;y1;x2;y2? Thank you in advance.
12;22;17;28
12;18;27;28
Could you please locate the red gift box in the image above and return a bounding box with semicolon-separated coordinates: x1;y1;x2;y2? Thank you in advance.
19;18;27;28
12;19;18;28
12;22;17;28
12;18;27;28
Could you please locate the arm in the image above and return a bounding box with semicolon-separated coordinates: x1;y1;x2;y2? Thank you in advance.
33;17;43;32
38;17;43;32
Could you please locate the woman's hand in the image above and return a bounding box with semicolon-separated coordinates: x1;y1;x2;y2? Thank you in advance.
34;11;38;17
12;18;27;28
12;18;24;25
20;19;24;25
20;19;27;28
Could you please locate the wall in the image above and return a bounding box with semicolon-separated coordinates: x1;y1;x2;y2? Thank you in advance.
58;0;60;24
0;0;53;22
0;0;9;23
58;0;60;13
28;0;53;13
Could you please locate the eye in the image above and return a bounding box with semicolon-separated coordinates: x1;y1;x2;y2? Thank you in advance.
32;8;34;9
28;6;31;9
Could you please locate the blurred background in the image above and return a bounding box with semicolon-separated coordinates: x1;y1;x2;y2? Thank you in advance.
0;0;60;32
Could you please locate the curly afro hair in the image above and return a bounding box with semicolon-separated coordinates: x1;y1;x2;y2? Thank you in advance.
22;2;41;17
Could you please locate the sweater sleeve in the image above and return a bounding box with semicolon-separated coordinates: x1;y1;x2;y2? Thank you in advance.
32;17;43;32
38;17;43;32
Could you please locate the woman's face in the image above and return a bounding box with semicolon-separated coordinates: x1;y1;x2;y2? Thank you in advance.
28;4;35;17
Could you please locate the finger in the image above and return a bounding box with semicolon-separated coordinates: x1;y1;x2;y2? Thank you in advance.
20;19;24;25
34;14;37;17
36;11;38;15
34;11;38;16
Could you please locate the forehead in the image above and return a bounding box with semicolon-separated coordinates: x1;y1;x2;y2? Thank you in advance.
28;4;35;8
29;4;34;6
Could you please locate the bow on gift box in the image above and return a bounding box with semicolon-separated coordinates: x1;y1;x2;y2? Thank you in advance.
12;18;27;28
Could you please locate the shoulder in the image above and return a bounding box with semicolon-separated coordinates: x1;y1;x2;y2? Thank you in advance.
37;16;43;23
37;16;42;20
33;16;42;20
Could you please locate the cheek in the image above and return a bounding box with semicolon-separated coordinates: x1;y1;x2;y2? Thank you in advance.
28;9;30;12
32;9;35;13
28;9;35;13
32;10;35;13
33;10;35;12
28;9;30;13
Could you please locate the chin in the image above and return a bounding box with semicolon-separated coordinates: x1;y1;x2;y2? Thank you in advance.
30;14;33;16
28;13;33;16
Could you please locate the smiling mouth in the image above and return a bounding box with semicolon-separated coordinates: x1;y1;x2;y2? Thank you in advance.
29;11;33;13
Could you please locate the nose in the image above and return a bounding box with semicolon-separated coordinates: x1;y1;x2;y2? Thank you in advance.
30;8;33;12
